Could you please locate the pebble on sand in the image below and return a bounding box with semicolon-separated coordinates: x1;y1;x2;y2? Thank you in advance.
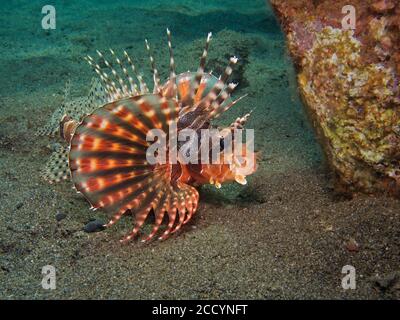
345;238;360;252
55;212;67;222
84;220;105;233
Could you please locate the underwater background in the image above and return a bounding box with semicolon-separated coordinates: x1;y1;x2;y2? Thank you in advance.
0;0;399;299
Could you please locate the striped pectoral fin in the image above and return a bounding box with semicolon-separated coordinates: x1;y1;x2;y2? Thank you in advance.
119;173;167;242
68;94;182;242
157;182;199;241
140;185;170;242
139;181;199;243
116;174;199;243
172;183;199;231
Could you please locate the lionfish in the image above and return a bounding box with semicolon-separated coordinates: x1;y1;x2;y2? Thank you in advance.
40;30;257;242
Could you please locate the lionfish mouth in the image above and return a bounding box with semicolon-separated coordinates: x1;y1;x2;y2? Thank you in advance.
40;29;258;243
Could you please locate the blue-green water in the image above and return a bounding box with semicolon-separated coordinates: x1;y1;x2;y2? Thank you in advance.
1;0;322;171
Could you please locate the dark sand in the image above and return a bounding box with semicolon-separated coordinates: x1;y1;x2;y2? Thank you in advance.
0;0;399;299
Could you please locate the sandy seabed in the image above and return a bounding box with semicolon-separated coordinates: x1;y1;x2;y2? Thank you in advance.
0;0;399;299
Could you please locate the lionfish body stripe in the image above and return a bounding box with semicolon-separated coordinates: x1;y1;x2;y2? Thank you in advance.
42;30;258;242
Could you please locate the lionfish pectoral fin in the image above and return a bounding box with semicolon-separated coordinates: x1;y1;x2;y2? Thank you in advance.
42;145;70;183
157;182;199;241
68;94;196;242
121;181;199;243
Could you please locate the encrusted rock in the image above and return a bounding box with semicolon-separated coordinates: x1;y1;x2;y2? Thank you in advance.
270;0;400;196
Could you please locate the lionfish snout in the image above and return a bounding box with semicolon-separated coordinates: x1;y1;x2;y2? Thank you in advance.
41;29;258;243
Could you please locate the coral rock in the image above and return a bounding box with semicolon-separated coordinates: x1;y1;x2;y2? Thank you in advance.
270;0;400;196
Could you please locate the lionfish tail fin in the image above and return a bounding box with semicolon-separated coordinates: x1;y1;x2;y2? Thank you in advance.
36;80;71;137
37;78;110;138
63;79;71;102
42;145;70;183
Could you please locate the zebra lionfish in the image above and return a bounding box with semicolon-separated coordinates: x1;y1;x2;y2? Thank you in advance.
41;30;258;242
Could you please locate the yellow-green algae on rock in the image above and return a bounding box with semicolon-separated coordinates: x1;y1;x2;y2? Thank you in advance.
271;0;400;196
299;27;400;194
